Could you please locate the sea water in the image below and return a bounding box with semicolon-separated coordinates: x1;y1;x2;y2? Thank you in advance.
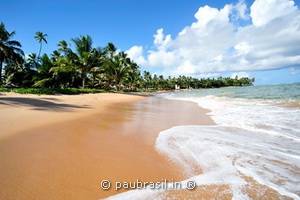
108;83;300;200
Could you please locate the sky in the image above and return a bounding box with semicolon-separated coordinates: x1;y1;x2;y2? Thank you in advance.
1;0;300;85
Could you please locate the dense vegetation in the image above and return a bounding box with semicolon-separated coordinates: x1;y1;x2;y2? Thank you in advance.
0;22;254;94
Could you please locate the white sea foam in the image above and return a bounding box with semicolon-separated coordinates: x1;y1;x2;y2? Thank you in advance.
107;90;300;199
156;125;300;199
162;94;300;141
157;93;300;199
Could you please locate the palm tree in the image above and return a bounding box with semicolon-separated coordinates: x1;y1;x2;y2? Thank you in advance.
58;40;69;54
104;42;117;58
103;52;133;90
27;53;38;67
143;71;152;90
34;31;47;60
72;35;101;88
0;22;24;83
125;66;141;90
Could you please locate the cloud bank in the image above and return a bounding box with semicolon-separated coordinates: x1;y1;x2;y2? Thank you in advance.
126;0;300;76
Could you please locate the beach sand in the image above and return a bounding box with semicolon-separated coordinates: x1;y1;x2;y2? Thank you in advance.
0;92;213;200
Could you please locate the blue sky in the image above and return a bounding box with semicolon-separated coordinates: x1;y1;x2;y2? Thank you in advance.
1;0;300;85
2;0;240;52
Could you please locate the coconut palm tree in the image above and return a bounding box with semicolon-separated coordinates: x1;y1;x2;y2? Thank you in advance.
34;31;47;60
26;53;38;67
103;51;133;90
58;40;70;55
104;42;117;59
142;71;152;90
71;35;101;88
0;22;24;83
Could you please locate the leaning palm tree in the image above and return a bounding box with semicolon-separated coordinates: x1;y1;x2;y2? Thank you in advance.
34;31;47;59
0;22;24;83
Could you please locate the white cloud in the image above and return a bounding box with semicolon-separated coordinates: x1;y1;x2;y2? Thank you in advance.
250;0;297;27
234;42;252;55
174;61;196;75
127;0;300;76
153;28;172;50
125;45;146;65
234;0;249;20
192;4;232;28
147;50;177;68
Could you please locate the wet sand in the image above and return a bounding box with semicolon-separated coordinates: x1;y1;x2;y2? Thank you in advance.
0;93;213;199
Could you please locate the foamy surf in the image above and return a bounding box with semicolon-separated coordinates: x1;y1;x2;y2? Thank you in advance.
158;86;300;199
156;125;300;199
107;85;300;200
107;125;300;200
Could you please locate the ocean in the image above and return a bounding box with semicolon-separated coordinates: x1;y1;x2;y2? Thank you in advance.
156;83;300;199
108;83;300;200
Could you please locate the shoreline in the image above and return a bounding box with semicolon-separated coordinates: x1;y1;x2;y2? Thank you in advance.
0;92;213;199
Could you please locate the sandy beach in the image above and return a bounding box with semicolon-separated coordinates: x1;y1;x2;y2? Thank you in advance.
2;0;299;198
0;92;213;199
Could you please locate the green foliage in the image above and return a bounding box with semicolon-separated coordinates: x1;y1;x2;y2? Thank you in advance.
0;22;24;83
0;22;254;94
34;31;47;59
0;87;105;95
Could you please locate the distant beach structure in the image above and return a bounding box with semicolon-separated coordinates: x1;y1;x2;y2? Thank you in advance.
175;84;180;90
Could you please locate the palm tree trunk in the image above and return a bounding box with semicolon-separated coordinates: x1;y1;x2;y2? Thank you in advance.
37;43;42;59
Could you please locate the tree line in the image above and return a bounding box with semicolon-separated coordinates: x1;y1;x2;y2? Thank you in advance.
0;22;254;92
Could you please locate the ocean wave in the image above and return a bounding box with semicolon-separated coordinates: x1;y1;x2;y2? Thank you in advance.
107;90;300;199
156;125;300;199
156;92;300;199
